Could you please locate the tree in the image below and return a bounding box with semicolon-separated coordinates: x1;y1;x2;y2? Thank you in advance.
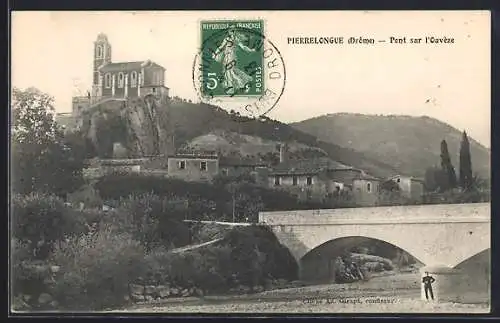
439;139;457;191
459;131;473;190
11;87;85;197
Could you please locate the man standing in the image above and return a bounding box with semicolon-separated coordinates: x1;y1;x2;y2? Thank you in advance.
422;271;436;300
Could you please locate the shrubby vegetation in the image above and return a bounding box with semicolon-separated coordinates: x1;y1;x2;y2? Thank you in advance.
11;192;298;311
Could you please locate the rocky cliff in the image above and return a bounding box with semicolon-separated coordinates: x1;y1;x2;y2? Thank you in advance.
81;95;173;158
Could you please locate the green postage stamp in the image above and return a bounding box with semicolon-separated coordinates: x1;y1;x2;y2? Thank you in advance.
200;20;265;97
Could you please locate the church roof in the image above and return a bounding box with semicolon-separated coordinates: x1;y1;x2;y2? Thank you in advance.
99;60;165;72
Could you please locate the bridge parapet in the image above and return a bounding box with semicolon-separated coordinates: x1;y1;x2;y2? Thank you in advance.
259;203;490;226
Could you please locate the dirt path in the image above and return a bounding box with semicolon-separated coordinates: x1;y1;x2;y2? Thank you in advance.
115;272;489;313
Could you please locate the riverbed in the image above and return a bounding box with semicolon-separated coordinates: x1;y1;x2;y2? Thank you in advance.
117;272;490;314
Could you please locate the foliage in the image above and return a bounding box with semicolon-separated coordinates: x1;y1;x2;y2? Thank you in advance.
459;131;474;190
224;225;299;285
440;139;457;191
100;193;191;251
49;226;146;310
11;239;53;298
11;87;85;196
11;193;87;259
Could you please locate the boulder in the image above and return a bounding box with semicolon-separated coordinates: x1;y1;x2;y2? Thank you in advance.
170;287;179;296
253;285;264;293
130;294;145;302
21;294;32;302
157;286;170;298
277;279;288;286
129;283;145;295
144;285;156;295
37;293;52;305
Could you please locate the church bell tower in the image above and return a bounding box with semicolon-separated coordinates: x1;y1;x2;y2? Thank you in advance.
92;33;112;98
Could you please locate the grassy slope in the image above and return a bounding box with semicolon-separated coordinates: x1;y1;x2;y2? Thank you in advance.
168;101;400;178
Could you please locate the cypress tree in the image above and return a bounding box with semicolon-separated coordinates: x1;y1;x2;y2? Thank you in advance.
440;139;457;190
459;131;473;190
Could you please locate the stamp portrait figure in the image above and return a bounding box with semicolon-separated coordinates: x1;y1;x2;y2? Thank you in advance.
212;27;256;95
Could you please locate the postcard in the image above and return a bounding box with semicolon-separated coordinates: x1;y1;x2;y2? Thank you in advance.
10;10;491;314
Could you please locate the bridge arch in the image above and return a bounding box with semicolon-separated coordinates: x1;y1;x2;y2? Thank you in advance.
299;235;423;282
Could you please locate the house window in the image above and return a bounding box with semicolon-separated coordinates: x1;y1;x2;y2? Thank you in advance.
292;176;298;186
130;71;138;88
178;160;186;170
104;73;112;88
118;72;125;88
274;176;280;186
367;182;372;192
200;161;207;171
306;177;313;186
140;70;145;86
96;45;103;58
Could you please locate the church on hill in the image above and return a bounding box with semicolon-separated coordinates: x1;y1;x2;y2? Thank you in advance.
71;33;170;120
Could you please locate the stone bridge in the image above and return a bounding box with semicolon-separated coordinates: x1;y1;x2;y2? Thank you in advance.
259;203;490;303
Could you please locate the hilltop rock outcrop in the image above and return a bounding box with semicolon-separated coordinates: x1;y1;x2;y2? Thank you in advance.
81;95;173;158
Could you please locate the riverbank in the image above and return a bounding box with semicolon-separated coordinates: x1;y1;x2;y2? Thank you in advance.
116;272;490;313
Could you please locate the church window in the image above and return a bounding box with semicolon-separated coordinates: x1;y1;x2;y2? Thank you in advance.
118;73;124;88
130;71;138;88
274;176;280;186
140;70;145;86
367;182;372;192
96;45;103;59
104;73;112;88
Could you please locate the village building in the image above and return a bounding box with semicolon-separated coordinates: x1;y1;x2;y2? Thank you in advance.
166;152;220;182
268;155;381;207
388;175;425;202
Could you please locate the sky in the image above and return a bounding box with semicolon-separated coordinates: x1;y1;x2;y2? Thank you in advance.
11;11;491;147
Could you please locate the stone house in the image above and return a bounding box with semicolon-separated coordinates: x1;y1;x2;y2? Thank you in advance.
166;152;219;182
388;175;425;202
268;157;381;206
218;156;268;177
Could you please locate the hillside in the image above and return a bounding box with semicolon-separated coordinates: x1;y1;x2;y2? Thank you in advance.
183;129;328;159
291;113;491;179
168;100;400;178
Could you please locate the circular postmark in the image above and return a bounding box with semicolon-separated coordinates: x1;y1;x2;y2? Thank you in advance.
192;23;286;120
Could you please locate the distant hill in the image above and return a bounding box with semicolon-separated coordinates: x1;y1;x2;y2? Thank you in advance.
291;113;491;179
168;100;400;178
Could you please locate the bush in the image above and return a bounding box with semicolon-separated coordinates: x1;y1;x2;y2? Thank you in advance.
115;193;191;251
50;226;146;310
11;193;86;259
11;239;53;298
224;225;299;285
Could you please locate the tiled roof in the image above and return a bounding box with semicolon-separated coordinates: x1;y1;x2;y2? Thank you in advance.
168;154;219;160
219;156;267;167
270;158;354;176
99;60;165;72
353;173;381;181
388;175;424;183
